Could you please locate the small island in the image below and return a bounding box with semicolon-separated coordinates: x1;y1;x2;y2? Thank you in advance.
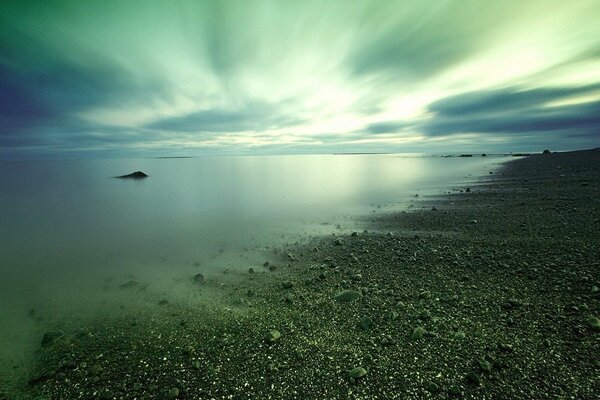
116;171;148;179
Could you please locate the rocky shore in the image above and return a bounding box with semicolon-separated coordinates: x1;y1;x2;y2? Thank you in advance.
6;149;600;399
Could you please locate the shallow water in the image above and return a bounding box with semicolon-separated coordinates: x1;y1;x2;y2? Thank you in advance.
0;154;504;378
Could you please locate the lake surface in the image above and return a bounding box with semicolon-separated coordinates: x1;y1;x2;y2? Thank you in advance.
0;154;505;377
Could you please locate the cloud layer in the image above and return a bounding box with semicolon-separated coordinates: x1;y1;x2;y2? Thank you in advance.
1;0;600;158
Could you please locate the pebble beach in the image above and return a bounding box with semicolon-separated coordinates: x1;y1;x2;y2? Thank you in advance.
5;149;600;400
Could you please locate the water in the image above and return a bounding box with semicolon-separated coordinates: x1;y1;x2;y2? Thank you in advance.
0;154;504;381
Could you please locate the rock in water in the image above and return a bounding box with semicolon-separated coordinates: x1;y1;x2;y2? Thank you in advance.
117;171;148;179
193;273;205;284
41;331;65;347
335;290;361;302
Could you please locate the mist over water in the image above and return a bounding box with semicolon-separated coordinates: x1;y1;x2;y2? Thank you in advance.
0;154;503;377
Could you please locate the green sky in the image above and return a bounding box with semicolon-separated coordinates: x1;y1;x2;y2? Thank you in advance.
1;0;600;158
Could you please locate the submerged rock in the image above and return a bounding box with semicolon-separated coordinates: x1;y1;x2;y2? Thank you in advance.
193;273;205;284
119;280;139;289
41;330;65;347
117;171;148;179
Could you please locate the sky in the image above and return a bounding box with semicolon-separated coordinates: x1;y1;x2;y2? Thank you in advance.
1;0;600;159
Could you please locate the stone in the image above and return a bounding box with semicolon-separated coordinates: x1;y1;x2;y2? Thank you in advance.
478;359;492;373
448;384;462;396
100;390;114;400
282;281;293;289
453;331;466;340
427;382;439;392
266;330;281;343
167;387;180;399
334;238;344;245
386;311;399;321
592;285;598;293
587;316;600;331
468;219;478;224
334;290;361;302
119;280;139;289
465;372;480;386
418;290;432;299
117;171;148;179
41;331;64;347
193;273;205;284
349;367;367;379
359;317;373;330
183;346;195;356
412;326;426;340
248;267;254;274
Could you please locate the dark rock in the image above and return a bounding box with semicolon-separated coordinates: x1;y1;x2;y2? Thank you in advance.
465;372;480;386
167;388;180;399
119;280;139;289
587;316;600;331
334;290;361;302
193;273;205;284
282;281;293;289
349;367;367;379
359;317;373;330
412;326;426;340
542;149;551;154
41;331;64;347
266;330;281;343
117;171;148;179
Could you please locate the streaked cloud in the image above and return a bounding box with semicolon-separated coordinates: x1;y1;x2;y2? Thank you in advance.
1;0;600;158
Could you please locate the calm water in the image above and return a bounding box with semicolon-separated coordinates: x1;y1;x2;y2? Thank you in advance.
0;154;504;377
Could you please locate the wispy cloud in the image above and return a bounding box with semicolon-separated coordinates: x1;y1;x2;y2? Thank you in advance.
1;0;600;158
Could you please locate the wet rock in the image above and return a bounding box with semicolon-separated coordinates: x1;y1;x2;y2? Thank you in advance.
248;267;254;274
453;331;466;340
167;387;180;399
465;372;480;386
41;331;65;347
412;326;426;340
448;384;462;396
418;290;432;299
119;280;139;289
334;290;362;302
478;359;492;373
468;219;478;224
592;285;598;293
427;382;439;392
348;367;367;379
587;316;600;331
351;273;363;282
386;311;399;321
282;281;293;289
359;317;373;330
183;346;195;356
334;238;344;245
266;330;281;343
193;273;205;284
